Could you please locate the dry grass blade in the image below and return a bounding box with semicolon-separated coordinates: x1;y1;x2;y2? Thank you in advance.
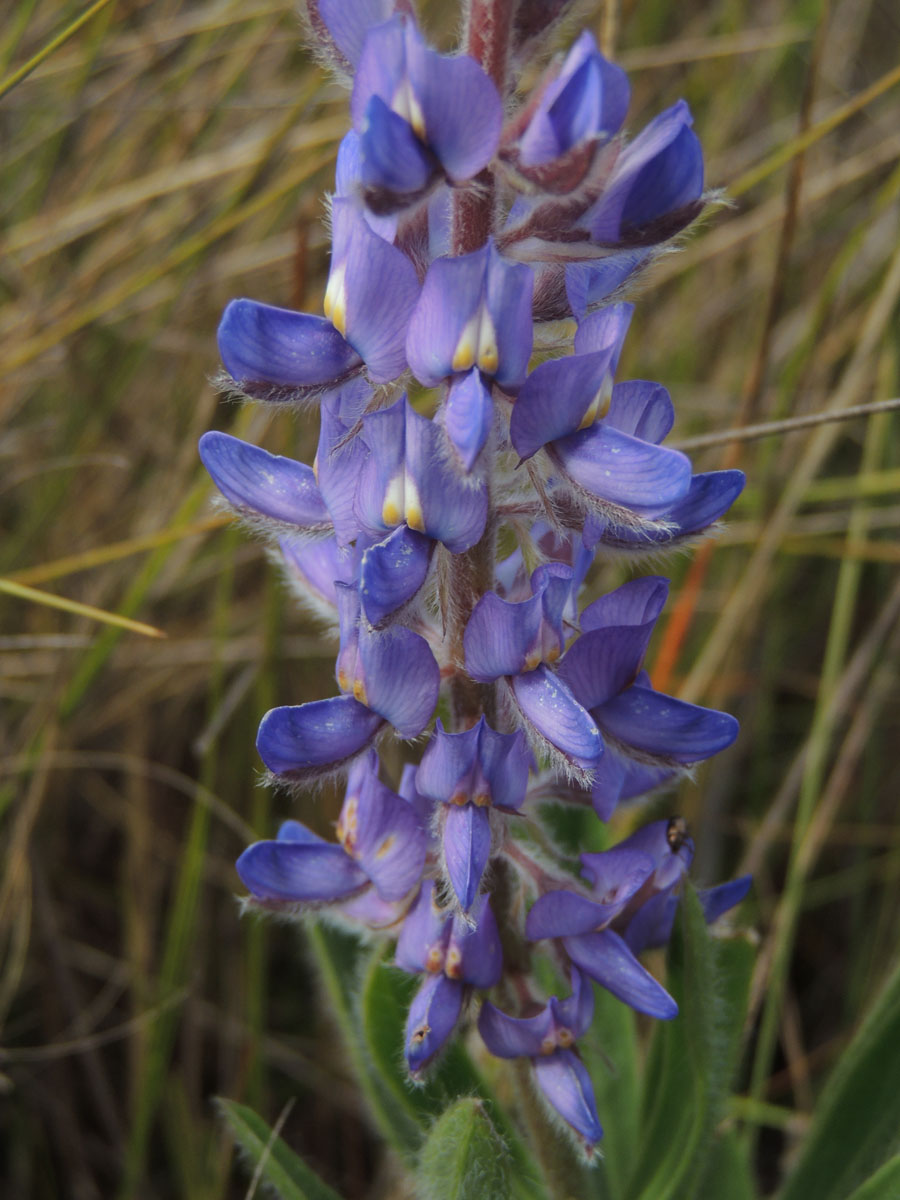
0;578;166;638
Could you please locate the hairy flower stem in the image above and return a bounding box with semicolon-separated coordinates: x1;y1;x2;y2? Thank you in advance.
445;1;513;731
444;479;497;729
452;0;511;255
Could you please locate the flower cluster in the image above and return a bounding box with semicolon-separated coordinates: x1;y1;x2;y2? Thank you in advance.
202;0;749;1153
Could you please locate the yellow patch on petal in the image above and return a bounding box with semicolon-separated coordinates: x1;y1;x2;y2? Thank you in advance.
352;678;368;705
451;312;479;372
523;648;543;672
408;90;426;140
445;946;463;979
404;475;426;532
382;474;404;527
577;378;612;430
392;78;426;140
476;309;499;375
375;834;396;859
337;796;359;853
425;946;444;973
324;261;348;336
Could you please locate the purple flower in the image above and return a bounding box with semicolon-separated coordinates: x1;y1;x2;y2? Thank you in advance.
354;395;488;552
583;468;746;555
464;564;603;774
199;431;331;536
478;968;602;1146
407;242;534;393
525;833;678;1019
236;750;426;907
501;31;629;198
203;12;751;1139
583;100;704;245
526;818;750;1016
556;578;739;816
217;203;418;401
350;16;502;213
564;249;650;320
406;242;534;468
256;584;439;782
304;0;400;74
511;306;693;519
396;883;502;1074
416;717;533;911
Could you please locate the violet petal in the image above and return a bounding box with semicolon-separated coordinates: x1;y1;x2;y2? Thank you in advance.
511;666;604;769
594;685;739;763
564;928;678;1019
199;432;329;529
405;972;463;1074
218;299;361;390
256;696;383;778
236;840;368;902
442;803;492;913
533;1050;603;1145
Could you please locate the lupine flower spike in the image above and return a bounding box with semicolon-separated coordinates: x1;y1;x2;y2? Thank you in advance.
204;0;751;1157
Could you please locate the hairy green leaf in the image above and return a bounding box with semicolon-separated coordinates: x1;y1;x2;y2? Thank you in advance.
626;886;755;1200
417;1098;512;1200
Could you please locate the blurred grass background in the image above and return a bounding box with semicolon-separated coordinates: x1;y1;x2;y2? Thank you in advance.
1;0;899;1196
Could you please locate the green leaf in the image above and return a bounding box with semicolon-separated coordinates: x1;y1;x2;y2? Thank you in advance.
843;1154;900;1200
217;1098;344;1200
305;922;423;1162
417;1098;512;1200
580;983;640;1200
697;1129;758;1200
779;954;900;1200
626;887;756;1200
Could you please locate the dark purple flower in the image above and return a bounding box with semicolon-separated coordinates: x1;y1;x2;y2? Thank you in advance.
583;100;704;244
350;16;502;212
354;395;488;553
478;968;602;1146
525;831;677;1018
199;431;331;535
556;578;738;808
591;818;751;954
396;883;502;1073
256;584;439;782
407;242;534;393
518;32;629;168
511;307;693;518
527;818;750;1016
236;750;426;906
464;564;603;773
583;468;746;554
416;717;533;911
217;203;418;401
218;300;362;402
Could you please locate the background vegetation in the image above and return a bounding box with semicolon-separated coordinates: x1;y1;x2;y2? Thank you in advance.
2;0;899;1196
